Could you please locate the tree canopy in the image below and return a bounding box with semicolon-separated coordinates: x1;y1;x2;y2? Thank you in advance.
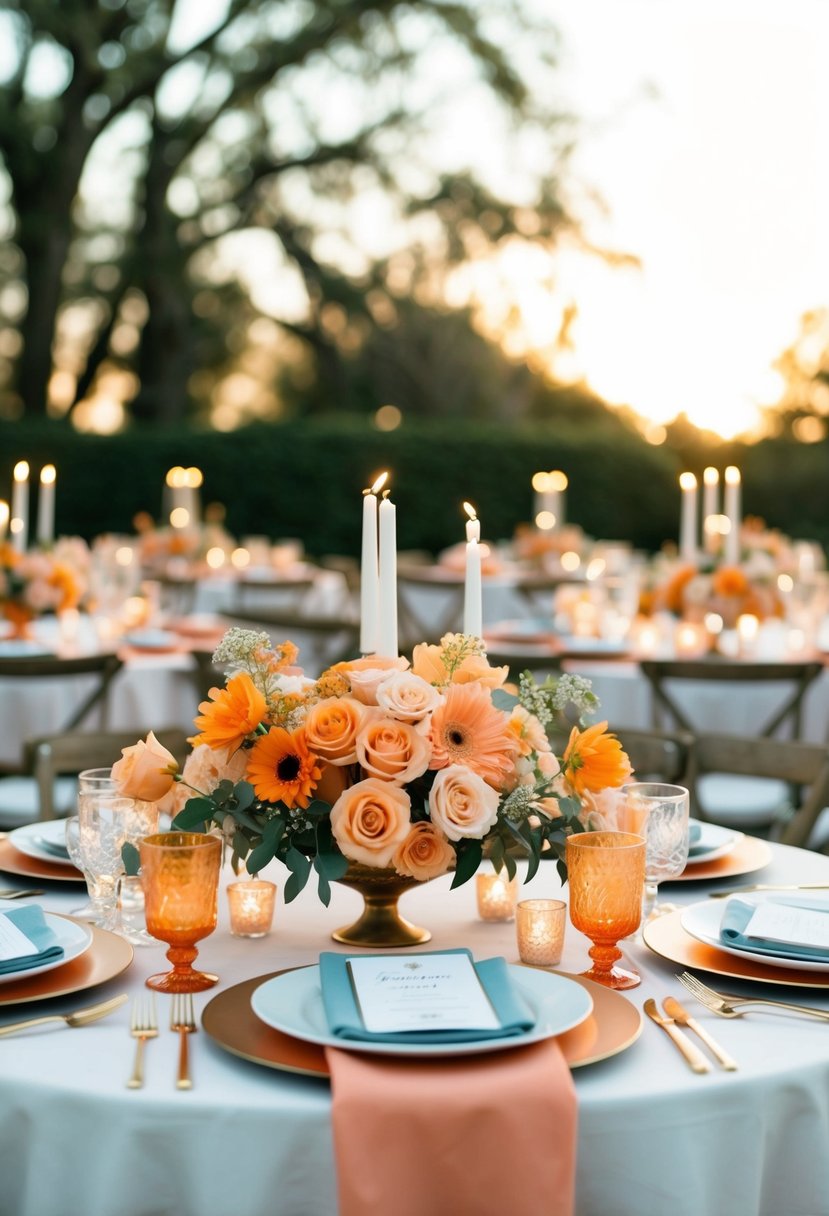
0;0;579;428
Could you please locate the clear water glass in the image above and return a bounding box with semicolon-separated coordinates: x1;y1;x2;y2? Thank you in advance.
77;793;139;931
621;782;690;923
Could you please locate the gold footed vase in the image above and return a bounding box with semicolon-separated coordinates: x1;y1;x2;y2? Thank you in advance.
333;864;431;948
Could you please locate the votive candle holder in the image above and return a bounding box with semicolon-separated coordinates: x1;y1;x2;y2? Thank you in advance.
227;879;277;938
516;898;567;967
476;872;519;922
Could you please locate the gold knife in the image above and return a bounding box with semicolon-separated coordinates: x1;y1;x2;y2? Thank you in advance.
643;999;710;1073
662;996;738;1071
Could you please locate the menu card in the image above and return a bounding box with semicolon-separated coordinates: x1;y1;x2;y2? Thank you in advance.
347;953;502;1034
744;901;829;951
0;914;39;963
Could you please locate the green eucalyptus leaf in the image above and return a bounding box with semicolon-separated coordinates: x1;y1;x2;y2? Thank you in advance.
232;781;255;811
246;837;277;875
172;798;215;830
120;841;140;876
491;687;519;711
450;839;483;889
285;866;310;902
314;849;349;881
315;869;332;906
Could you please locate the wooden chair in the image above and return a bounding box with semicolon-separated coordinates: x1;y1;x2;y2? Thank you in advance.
613;727;694;786
30;727;191;822
230;575;316;614
639;657;824;831
692;733;829;847
0;652;125;827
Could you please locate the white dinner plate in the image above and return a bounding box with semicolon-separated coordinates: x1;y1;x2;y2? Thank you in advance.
9;821;75;868
251;963;594;1057
680;897;829;973
123;629;178;651
0;908;93;984
0;640;54;658
684;820;742;865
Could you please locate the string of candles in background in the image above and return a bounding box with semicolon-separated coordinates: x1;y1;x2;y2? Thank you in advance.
678;465;741;564
531;469;568;531
1;460;58;551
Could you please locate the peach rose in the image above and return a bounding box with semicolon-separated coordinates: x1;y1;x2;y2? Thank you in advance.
113;731;179;802
303;697;366;765
375;671;442;723
428;764;500;841
160;743;248;817
330;778;412;867
537;751;560;780
356;717;431;784
393;821;455;881
330;654;410;706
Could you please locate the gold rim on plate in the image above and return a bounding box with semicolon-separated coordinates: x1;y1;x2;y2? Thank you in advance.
201;967;643;1076
0;839;85;884
670;834;772;883
643;907;829;989
0;915;134;1006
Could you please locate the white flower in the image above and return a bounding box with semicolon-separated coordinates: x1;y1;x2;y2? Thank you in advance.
428;764;500;841
376;671;442;723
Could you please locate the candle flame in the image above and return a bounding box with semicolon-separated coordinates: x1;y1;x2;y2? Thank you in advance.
370;471;389;494
462;500;477;521
40;464;56;485
703;466;719;485
549;470;568;491
679;472;697;490
725;465;741;485
13;461;29;482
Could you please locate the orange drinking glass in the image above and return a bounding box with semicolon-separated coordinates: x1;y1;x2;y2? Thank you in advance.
566;830;646;990
140;832;222;993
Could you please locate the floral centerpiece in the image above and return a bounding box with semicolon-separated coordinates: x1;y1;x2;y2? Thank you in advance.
114;628;631;942
0;539;88;634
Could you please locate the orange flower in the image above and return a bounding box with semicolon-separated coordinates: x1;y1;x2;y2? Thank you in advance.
304;697;366;764
429;683;518;789
411;644;507;689
562;721;631;797
189;671;266;752
712;566;749;597
659;564;697;614
112;731;179;802
48;562;81;611
246;726;321;809
393;821;455;881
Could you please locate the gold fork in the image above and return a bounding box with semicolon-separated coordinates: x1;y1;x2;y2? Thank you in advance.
170;993;197;1090
678;972;829;1022
126;993;158;1089
0;993;127;1038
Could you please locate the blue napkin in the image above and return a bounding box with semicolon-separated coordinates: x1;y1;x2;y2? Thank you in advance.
0;906;64;975
686;821;708;858
33;835;71;860
319;949;535;1044
720;898;829;963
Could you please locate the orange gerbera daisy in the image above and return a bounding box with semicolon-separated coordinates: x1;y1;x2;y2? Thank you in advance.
189;671;267;752
429;682;518;788
246;727;321;809
712;566;749;597
562;721;631;797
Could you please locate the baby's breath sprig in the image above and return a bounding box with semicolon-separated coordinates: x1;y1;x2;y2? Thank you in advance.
438;632;486;681
518;671;599;727
212;627;299;703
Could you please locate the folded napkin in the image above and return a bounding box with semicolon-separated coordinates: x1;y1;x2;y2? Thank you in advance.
326;1037;577;1216
33;835;71;860
319;949;535;1044
720;897;829;962
0;906;64;975
686;821;704;856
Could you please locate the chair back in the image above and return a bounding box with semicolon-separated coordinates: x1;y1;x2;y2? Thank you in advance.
219;609;360;674
613;727;694;786
31;727;190;821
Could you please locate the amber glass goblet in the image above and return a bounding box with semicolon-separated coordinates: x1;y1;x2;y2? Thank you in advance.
566;830;646;990
140;832;222;993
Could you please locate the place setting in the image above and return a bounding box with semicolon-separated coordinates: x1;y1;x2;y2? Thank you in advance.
668;818;773;884
0;822;86;885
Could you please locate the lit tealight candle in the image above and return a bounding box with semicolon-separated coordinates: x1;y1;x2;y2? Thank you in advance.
227;879;277;938
476;871;518;922
674;620;708;657
516;899;567;967
737;612;759;656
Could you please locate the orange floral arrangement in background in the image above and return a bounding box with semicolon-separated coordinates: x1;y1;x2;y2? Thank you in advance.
114;629;631;901
0;541;87;632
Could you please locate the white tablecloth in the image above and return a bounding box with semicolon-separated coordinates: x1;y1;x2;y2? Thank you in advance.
2;842;829;1216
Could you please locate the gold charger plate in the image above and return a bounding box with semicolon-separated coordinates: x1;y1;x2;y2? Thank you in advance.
201;968;643;1076
643;908;829;989
671;834;772;883
0;916;133;1006
0;839;85;884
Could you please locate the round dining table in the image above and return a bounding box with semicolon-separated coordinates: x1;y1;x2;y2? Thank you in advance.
1;837;829;1216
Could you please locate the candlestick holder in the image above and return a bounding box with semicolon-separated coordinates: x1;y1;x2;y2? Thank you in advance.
227;879;277;938
476;871;519;922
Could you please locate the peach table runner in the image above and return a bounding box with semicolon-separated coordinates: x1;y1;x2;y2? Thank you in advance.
325;1038;577;1216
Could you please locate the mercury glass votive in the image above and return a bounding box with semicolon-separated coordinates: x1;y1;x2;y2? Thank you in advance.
476;871;519;922
227;879;277;938
516;899;567;967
